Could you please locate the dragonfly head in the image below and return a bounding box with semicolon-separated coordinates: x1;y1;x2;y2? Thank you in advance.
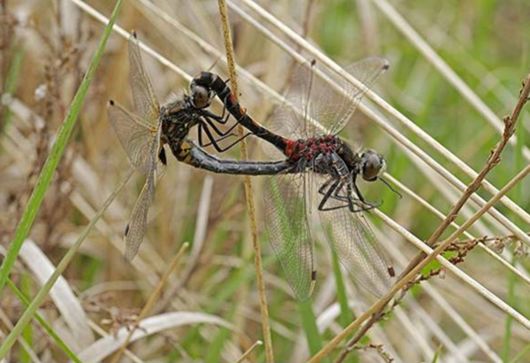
359;149;386;182
189;82;215;109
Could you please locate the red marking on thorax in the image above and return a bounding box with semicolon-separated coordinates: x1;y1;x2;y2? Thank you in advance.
284;139;297;158
285;136;339;161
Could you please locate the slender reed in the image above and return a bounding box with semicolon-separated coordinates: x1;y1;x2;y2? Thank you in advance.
316;73;530;363
217;1;275;362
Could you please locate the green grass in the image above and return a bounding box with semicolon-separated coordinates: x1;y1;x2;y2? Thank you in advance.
7;279;82;363
0;0;124;298
1;0;529;361
0;0;124;354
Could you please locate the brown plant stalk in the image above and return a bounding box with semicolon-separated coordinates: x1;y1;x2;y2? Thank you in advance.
217;1;275;362
314;73;530;363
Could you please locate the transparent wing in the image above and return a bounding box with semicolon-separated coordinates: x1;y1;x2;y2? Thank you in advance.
270;57;389;138
124;136;159;260
319;199;394;297
268;60;316;140
128;32;159;128
263;172;316;300
316;57;389;135
107;100;157;173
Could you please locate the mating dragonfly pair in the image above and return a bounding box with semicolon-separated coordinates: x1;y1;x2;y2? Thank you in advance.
108;32;396;299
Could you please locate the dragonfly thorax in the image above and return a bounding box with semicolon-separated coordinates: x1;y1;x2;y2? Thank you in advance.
285;135;340;162
160;97;201;153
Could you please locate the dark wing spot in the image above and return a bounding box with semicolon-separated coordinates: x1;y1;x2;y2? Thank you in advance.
158;148;167;165
124;224;130;236
388;266;395;277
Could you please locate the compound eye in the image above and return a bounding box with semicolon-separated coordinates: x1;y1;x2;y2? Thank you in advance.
190;84;212;108
361;150;386;181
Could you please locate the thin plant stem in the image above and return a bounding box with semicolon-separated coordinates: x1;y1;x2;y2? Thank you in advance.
0;168;133;358
317;73;530;363
6;279;82;363
217;1;274;362
401;73;530;278
320;163;530;363
0;0;123;297
110;242;189;363
236;340;263;363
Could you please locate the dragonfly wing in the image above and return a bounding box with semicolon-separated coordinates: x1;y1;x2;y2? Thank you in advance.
319;204;394;297
268;57;388;142
107;100;157;173
124;137;158;260
279;57;389;137
325;57;389;135
128;32;160;128
264;172;316;300
268;60;316;139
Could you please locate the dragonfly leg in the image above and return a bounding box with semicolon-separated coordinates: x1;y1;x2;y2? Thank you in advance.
198;120;251;152
318;179;352;211
200;108;231;125
213;131;252;152
351;174;364;202
217;102;230;124
317;176;336;196
199;130;238;145
346;182;356;212
197;112;251;152
319;175;360;205
200;114;238;136
319;175;376;212
197;122;206;148
320;184;355;203
351;176;382;211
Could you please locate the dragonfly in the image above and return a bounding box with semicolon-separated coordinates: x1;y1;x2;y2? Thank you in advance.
108;32;295;260
192;59;396;299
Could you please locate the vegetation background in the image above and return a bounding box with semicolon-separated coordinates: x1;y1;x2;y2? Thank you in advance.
0;0;529;362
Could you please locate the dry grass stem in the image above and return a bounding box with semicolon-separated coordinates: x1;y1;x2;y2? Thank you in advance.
236;340;263;363
314;73;530;362
233;0;530;237
3;0;528;361
370;0;530;161
217;0;274;361
110;242;189;362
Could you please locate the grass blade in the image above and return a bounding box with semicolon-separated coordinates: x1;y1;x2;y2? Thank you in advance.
7;279;82;363
298;299;326;360
0;0;123;297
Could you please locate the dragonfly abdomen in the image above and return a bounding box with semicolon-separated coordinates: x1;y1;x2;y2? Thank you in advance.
192;72;289;152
